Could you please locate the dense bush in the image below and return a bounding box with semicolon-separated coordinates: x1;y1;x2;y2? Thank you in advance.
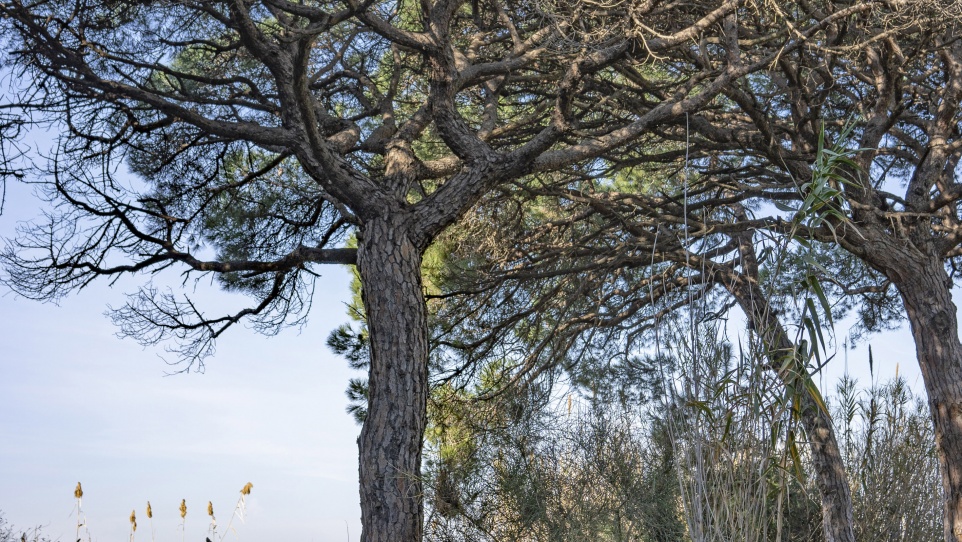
422;344;941;542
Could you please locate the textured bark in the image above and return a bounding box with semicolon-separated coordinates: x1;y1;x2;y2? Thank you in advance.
885;256;962;542
356;217;429;542
723;275;856;542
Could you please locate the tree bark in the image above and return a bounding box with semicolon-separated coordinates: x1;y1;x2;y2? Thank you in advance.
887;255;962;542
356;217;429;542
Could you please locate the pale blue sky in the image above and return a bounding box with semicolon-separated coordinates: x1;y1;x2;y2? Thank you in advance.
0;176;927;542
0;180;364;542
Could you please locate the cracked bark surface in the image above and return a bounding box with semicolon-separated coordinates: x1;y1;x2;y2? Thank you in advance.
357;218;430;542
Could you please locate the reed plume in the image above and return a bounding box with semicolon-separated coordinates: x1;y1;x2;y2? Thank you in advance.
179;499;187;542
146;501;155;542
220;482;254;542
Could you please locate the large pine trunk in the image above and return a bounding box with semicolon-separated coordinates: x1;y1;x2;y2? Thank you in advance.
891;257;962;542
356;217;429;542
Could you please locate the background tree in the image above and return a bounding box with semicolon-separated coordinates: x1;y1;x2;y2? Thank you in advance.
420;357;687;542
421;158;895;541
672;4;962;537
424;2;962;538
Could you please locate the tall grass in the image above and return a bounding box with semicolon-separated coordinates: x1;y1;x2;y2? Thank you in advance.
58;482;253;542
661;326;802;542
833;375;941;541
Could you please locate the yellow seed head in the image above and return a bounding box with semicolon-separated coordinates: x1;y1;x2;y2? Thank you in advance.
130;510;137;531
179;499;187;519
240;482;253;496
146;502;152;519
74;482;83;499
207;501;214;517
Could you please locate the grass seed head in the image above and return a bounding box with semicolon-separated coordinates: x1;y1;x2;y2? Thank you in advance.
74;482;83;499
179;499;187;519
207;502;214;517
240;482;253;495
130;510;137;532
146;502;152;519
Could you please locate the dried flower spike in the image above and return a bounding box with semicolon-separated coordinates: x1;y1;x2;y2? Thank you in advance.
130;510;137;532
179;499;187;519
74;482;83;499
240;482;253;495
146;502;152;519
207;502;214;517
